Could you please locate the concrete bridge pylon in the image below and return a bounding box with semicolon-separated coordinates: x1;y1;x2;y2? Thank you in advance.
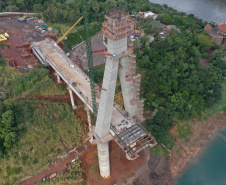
94;9;144;178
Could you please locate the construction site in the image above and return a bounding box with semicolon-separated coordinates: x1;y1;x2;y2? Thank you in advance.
0;17;42;71
0;8;157;185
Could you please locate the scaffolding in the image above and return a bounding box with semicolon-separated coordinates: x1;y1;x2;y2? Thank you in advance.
103;9;132;41
103;10;145;122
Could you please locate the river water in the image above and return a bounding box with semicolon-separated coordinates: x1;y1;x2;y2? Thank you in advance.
148;0;226;22
174;129;226;185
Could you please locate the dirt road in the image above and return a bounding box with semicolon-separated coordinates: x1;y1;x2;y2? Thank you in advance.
20;142;91;185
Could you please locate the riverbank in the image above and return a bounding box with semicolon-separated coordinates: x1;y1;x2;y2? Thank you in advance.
174;128;226;185
133;111;226;185
169;111;226;181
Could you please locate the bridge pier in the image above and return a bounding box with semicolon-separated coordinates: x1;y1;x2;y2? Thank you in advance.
85;106;93;143
97;143;110;178
56;73;61;83
68;87;77;109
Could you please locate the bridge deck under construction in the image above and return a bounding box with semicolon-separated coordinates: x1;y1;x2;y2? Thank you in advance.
31;38;156;158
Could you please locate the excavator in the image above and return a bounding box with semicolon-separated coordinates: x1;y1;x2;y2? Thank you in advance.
0;34;7;42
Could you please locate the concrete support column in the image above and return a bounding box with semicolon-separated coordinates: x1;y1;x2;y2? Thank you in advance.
85;106;93;143
97;143;110;178
56;73;61;83
68;87;77;109
119;56;138;118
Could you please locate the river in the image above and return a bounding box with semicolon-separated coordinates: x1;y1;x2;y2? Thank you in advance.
174;129;226;185
148;0;226;22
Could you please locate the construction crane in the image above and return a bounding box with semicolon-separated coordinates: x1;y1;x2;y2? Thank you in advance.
60;30;70;55
61;30;67;40
114;92;123;108
114;83;124;108
56;16;83;44
83;0;98;122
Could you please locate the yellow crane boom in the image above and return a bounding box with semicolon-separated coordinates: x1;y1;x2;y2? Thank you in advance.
57;16;83;44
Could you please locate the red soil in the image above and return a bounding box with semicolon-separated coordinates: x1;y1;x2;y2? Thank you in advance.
0;17;43;72
81;141;146;185
1;34;38;71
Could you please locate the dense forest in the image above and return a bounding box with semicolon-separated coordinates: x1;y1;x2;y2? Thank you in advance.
0;0;150;24
134;4;226;147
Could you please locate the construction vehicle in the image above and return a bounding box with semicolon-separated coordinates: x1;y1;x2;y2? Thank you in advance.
0;34;7;42
56;16;83;44
4;32;9;38
23;13;28;17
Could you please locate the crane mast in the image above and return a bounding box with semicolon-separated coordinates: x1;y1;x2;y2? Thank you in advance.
83;0;98;122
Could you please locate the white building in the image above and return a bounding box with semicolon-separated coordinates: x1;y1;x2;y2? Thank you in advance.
144;11;158;20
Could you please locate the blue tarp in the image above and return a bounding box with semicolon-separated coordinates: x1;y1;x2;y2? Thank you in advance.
41;24;48;29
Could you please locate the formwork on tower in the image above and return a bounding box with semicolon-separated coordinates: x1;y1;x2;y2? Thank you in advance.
93;8;157;178
102;9;144;122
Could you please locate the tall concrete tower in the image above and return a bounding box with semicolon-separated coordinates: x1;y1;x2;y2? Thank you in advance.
94;9;145;178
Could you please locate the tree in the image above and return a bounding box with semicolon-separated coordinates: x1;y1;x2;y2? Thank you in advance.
162;13;173;24
0;87;7;100
0;57;6;67
33;3;43;12
197;34;213;51
0;110;17;151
